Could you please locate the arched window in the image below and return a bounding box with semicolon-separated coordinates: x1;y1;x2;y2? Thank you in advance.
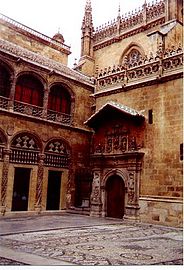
48;85;71;114
15;75;44;107
10;133;41;164
44;139;70;168
0;64;11;98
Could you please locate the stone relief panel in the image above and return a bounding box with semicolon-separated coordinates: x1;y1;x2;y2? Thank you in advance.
127;172;135;205
90;171;101;204
93;123;144;155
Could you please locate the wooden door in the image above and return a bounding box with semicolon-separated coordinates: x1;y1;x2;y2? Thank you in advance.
106;175;125;218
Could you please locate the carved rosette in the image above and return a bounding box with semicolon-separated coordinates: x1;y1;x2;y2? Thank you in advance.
1;149;11;214
35;153;45;212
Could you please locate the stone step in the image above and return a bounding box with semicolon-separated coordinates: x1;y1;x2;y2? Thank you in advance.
67;207;90;216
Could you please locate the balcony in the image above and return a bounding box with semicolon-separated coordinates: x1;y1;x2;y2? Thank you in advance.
0;98;72;126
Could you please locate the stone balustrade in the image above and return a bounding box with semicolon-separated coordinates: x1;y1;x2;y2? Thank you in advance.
0;98;72;126
96;45;183;92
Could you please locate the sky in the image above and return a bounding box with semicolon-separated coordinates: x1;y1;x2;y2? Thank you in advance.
0;0;145;67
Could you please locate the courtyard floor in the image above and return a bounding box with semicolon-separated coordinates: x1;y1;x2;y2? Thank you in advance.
0;213;183;266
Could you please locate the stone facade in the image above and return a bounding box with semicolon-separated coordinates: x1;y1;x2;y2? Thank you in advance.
0;0;183;227
77;0;183;227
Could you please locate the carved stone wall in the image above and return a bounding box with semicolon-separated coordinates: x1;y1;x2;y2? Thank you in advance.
90;153;144;220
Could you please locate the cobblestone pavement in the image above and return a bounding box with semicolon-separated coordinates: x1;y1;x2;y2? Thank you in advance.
0;213;183;266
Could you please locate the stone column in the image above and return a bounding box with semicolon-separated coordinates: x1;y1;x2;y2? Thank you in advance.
42;88;49;118
0;149;11;215
90;171;102;217
34;154;45;213
8;75;16;111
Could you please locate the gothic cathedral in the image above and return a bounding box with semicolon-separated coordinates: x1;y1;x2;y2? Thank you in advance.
0;0;183;227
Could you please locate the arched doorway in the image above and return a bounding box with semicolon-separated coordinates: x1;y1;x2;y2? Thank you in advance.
106;175;125;219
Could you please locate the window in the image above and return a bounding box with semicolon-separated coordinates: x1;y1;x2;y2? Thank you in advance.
124;49;142;66
48;85;71;114
148;109;153;124
15;75;43;107
180;143;183;161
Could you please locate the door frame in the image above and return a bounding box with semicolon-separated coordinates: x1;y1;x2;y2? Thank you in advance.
46;169;62;210
11;167;31;211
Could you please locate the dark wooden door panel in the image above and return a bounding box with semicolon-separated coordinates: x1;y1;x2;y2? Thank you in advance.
106;175;125;218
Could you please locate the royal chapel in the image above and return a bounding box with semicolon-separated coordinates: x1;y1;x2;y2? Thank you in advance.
0;0;183;227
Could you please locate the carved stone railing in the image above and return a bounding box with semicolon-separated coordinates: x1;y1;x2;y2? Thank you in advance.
10;148;39;164
44;153;69;168
0;13;70;52
14;100;43;118
0;96;9;110
94;0;165;44
0;97;72;126
47;109;72;125
96;48;183;92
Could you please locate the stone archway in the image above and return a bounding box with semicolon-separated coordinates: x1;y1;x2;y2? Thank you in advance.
106;174;125;219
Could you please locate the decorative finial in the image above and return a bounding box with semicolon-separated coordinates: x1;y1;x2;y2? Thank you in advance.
117;2;121;19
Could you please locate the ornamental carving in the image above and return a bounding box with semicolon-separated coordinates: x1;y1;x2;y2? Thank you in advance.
91;171;101;203
94;125;143;155
97;44;183;92
94;0;165;45
128;172;135;204
35;154;45;210
1;149;11;209
44;139;70;168
10;133;40;164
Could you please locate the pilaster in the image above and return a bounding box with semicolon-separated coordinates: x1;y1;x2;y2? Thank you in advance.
34;153;45;213
0;149;11;215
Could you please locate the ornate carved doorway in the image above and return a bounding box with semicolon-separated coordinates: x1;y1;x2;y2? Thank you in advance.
12;168;31;211
46;170;62;210
106;175;125;219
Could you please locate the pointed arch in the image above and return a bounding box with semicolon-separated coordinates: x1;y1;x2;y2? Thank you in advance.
119;42;145;67
102;168;129;188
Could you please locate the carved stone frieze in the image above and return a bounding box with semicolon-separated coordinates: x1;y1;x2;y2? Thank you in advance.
90;171;101;204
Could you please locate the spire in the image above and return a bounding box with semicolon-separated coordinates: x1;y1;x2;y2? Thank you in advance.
82;0;93;31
